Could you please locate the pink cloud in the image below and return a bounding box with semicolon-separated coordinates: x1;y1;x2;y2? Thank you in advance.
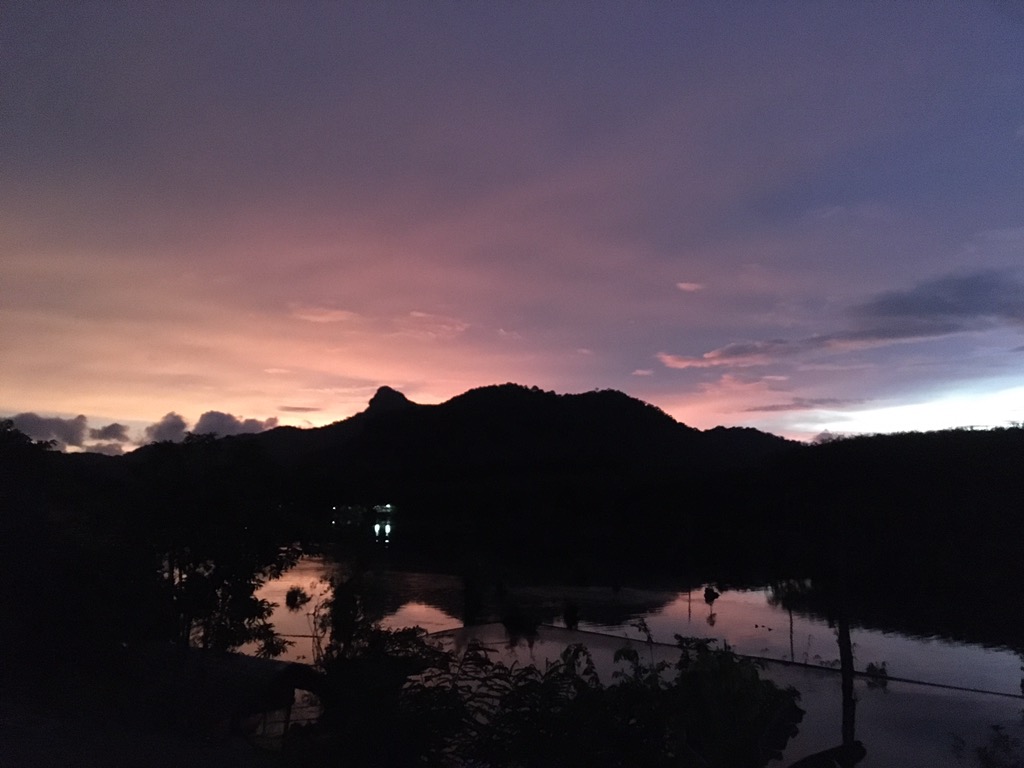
290;306;360;323
657;340;793;370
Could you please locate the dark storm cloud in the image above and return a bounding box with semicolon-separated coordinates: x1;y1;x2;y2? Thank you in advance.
89;422;130;442
744;397;865;413
660;271;1024;369
193;411;278;436
144;412;189;443
10;413;88;447
850;270;1024;336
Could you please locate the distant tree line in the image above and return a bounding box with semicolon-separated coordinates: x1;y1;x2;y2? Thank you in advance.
3;394;1023;661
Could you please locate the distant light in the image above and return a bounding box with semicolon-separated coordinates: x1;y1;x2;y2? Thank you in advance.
374;523;380;536
384;523;391;535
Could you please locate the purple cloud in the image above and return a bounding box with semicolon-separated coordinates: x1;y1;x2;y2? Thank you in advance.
193;411;278;436
9;413;88;448
89;422;131;442
660;270;1024;371
850;269;1024;333
744;397;865;413
144;413;189;443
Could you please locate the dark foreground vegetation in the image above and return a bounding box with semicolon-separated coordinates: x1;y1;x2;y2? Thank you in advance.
284;575;803;767
2;384;1023;765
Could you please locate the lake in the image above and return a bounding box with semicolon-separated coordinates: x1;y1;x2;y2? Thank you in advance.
254;555;1024;766
258;556;1022;695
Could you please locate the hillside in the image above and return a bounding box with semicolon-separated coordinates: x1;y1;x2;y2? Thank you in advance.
252;383;795;511
5;396;1023;646
15;387;1023;585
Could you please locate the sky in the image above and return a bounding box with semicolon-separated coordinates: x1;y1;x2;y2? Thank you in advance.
3;2;1024;453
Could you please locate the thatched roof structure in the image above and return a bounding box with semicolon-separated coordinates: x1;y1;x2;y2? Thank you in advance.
123;644;325;735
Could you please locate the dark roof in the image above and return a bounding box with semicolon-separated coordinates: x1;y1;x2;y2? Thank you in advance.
126;644;325;721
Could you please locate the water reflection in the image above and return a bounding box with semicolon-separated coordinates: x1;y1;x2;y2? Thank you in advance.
253;559;1024;766
587;587;1022;697
253;558;459;662
380;601;458;634
373;503;395;546
256;558;1023;696
434;622;1021;768
705;585;719;626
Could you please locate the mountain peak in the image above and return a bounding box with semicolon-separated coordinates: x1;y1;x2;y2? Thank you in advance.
367;386;414;413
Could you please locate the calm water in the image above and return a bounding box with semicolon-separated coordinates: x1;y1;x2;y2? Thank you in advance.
252;556;1024;765
432;623;1024;768
578;588;1023;697
256;556;1023;698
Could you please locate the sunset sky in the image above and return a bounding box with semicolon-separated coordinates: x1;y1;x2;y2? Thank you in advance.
3;2;1024;452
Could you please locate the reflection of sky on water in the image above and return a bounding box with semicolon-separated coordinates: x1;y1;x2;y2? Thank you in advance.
379;602;459;635
254;556;460;662
249;557;335;662
256;559;1022;697
582;588;1022;697
435;624;1024;768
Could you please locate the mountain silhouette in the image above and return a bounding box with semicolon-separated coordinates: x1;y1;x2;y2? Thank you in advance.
248;384;795;527
9;390;1023;638
262;383;791;467
366;385;415;414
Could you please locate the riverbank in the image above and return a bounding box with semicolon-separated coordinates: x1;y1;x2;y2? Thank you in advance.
434;623;1024;767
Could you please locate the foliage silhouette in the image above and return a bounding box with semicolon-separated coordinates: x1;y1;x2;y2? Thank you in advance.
5;390;1024;673
290;571;803;766
953;725;1024;768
